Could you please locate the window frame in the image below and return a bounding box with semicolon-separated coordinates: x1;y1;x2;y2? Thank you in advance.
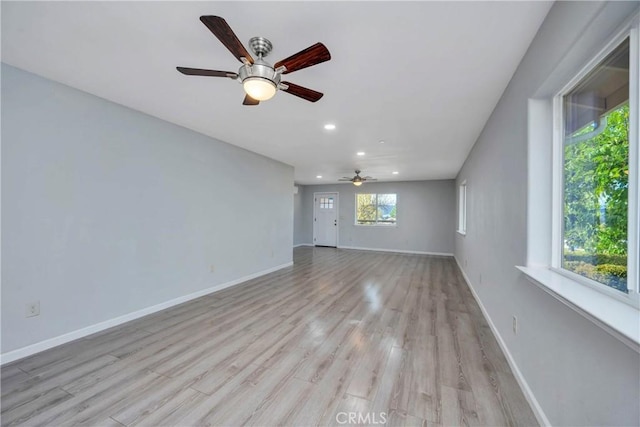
551;18;639;304
354;193;398;226
457;180;467;235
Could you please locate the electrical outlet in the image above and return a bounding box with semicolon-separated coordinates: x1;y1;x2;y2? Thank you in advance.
210;264;215;273
26;301;40;318
479;273;482;284
512;316;518;334
465;259;468;267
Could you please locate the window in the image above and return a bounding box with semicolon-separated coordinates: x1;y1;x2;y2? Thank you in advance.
355;194;397;225
521;12;639;350
554;30;638;298
458;180;467;235
319;197;334;209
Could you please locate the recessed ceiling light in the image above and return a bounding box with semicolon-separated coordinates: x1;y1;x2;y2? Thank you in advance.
392;171;399;175
379;140;385;144
324;124;336;130
316;175;322;179
356;152;365;156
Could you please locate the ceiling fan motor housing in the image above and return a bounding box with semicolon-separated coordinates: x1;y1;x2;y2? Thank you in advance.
238;57;281;87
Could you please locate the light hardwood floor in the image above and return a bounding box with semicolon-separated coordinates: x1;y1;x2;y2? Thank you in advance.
1;247;538;427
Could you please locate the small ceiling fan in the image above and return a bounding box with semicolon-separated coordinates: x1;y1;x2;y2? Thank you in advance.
339;170;377;186
176;16;331;105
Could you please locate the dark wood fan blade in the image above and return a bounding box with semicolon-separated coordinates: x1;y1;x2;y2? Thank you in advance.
176;67;238;78
200;16;253;64
274;42;331;74
281;81;323;102
242;94;259;106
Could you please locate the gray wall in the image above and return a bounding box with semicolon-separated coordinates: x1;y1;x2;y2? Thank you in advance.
1;64;293;355
293;185;306;246
298;180;454;254
455;2;640;426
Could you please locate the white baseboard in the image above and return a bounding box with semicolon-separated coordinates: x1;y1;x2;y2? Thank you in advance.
0;262;293;366
293;243;313;248
338;245;453;257
453;257;550;427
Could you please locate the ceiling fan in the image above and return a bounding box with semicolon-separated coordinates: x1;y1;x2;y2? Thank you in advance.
176;16;331;106
339;170;377;186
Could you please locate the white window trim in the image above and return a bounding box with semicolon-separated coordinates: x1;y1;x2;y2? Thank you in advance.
519;13;640;353
629;19;640;297
457;180;467;235
354;193;398;227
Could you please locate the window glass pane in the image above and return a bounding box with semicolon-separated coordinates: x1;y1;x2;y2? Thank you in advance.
562;38;629;293
376;194;397;224
356;194;377;224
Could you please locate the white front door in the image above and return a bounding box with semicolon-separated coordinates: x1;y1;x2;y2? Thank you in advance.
314;192;338;247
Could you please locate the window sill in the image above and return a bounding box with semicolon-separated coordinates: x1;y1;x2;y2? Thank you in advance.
456;230;466;236
516;266;640;353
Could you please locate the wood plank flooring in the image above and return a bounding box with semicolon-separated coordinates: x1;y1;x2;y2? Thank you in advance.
1;247;538;426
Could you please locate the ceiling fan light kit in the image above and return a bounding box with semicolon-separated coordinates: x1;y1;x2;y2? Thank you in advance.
242;76;277;101
177;16;331;106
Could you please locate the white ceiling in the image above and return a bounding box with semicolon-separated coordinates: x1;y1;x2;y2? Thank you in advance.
1;1;552;185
